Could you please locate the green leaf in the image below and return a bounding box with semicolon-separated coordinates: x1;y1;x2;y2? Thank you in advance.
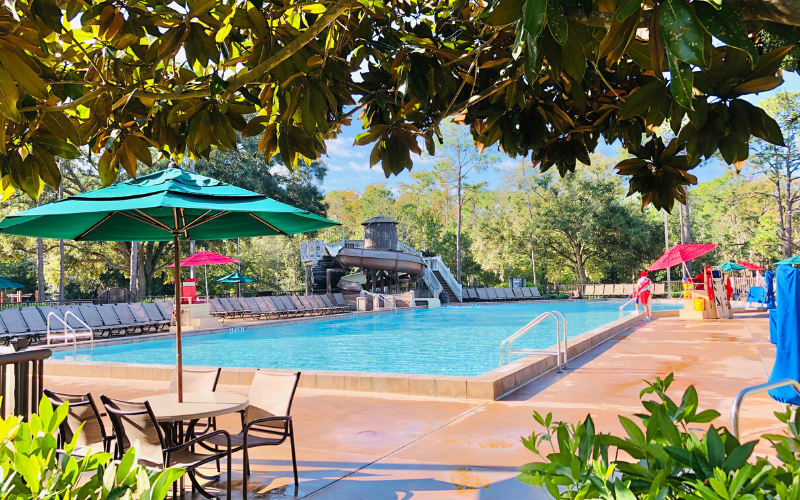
151;468;185;500
695;2;758;67
561;24;585;81
522;0;547;40
546;0;568;45
618;81;666;120
0;65;20;123
616;0;642;21
659;0;705;67
43;112;80;145
723;440;757;472
655;406;681;446
614;479;637;500
0;50;49;100
618;416;646;446
665;50;694;109
706;426;725;469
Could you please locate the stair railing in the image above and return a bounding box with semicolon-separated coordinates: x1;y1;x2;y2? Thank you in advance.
425;256;463;302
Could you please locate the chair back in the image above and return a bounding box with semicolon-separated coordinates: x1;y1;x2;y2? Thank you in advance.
245;371;300;430
167;367;221;394
142;303;165;321
77;305;105;327
101;396;165;465
20;307;47;332
44;390;107;450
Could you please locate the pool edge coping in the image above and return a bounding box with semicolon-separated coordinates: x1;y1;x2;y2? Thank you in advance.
44;308;680;400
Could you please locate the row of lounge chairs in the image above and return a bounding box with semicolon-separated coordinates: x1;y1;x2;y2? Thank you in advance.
209;293;352;320
583;283;666;297
462;287;543;301
0;301;174;344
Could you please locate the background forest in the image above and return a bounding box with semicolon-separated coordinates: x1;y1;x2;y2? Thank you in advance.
1;93;799;300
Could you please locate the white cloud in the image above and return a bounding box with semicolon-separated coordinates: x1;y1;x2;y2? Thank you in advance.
324;137;365;160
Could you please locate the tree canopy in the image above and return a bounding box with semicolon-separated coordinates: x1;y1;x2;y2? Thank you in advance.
0;0;798;210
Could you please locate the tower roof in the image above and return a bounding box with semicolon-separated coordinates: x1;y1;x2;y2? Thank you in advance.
361;215;399;225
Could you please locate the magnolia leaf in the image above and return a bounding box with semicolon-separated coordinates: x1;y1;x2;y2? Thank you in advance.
546;0;568;45
659;0;705;67
665;50;694;109
695;2;758;67
0;50;48;99
0;65;20;123
522;0;547;40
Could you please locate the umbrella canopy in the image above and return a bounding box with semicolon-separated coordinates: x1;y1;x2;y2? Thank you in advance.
215;271;258;283
720;261;747;271
0;277;24;289
648;243;718;271
776;255;800;265
0;168;340;400
737;260;765;271
168;250;239;267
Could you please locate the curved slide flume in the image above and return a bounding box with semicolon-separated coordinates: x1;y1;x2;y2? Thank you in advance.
334;247;427;292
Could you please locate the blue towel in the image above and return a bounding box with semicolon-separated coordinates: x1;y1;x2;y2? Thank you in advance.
770;308;778;344
746;286;766;303
765;270;776;309
768;265;800;404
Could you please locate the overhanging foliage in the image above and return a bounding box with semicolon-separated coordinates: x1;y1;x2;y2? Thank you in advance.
0;0;797;209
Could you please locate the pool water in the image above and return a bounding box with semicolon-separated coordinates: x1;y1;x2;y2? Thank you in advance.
52;301;680;377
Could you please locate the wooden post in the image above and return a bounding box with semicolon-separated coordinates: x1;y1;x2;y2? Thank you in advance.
173;232;183;402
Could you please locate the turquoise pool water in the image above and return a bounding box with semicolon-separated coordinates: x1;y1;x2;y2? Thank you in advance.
52;301;680;377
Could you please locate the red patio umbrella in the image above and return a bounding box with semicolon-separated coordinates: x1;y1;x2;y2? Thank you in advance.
736;260;765;271
168;250;240;299
648;243;717;271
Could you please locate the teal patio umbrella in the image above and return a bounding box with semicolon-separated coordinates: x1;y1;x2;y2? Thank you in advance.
216;271;258;298
776;256;800;265
0;168;339;400
0;277;24;289
720;261;747;272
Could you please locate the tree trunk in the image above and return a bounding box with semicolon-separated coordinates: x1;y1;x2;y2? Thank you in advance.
681;196;693;275
575;247;587;284
785;143;794;258
456;175;462;282
130;241;138;297
58;160;64;301
526;196;537;284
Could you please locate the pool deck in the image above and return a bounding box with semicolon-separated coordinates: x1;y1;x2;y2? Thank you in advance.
43;311;779;499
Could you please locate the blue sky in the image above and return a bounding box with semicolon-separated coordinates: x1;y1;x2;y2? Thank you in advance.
317;73;800;193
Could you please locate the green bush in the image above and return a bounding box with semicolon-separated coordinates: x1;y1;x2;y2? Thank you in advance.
0;396;184;500
518;373;797;500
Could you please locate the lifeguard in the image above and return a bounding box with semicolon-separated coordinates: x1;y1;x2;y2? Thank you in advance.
635;270;652;321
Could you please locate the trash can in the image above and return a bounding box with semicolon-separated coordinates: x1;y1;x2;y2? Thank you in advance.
694;298;705;311
439;291;449;304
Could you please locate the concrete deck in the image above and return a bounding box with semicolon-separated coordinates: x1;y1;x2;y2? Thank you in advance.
44;312;780;499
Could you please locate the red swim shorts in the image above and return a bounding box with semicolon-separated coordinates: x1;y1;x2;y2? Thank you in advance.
639;291;650;305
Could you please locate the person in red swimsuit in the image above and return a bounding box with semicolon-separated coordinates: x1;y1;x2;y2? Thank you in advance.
635;270;652;321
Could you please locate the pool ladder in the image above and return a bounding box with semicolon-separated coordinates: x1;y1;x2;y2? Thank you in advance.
499;311;567;372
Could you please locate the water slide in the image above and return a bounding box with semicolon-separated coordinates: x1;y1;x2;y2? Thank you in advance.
334;247;427;292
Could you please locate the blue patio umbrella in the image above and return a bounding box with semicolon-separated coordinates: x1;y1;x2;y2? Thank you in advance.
776;255;800;265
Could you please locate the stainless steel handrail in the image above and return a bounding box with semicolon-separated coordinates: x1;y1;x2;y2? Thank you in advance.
64;311;94;349
619;296;636;318
731;379;800;440
550;310;568;369
46;312;77;350
500;311;566;373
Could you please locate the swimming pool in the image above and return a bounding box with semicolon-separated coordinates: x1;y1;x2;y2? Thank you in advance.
52;301;679;377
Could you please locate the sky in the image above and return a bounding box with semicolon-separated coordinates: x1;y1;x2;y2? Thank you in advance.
316;73;800;194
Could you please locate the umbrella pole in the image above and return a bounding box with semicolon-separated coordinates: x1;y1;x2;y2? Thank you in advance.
205;264;209;302
173;233;183;402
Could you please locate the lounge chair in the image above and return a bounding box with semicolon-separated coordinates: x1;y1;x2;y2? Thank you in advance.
653;282;666;297
142;303;171;330
0;316;11;344
269;296;292;318
217;298;240;318
208;299;228;318
20;306;51;341
255;297;282;320
622;284;634;298
308;295;336;314
96;304;137;335
128;303;163;332
476;288;489;301
244;298;269;320
612;284;625;297
332;293;351;310
519;287;533;299
77;305;113;337
1;308;38;342
319;294;348;313
261;297;288;319
44;390;115;456
583;285;595;297
485;288;498;301
101;396;232;500
235;298;254;317
56;305;93;332
36;306;90;345
112;304;146;333
225;298;247;317
292;296;317;315
278;296;305;317
156;301;174;325
202;371;300;495
529;287;543;299
512;288;525;300
502;288;515;300
600;284;612;296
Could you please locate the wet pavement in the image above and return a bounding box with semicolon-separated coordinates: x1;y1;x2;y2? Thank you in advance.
44;312;780;499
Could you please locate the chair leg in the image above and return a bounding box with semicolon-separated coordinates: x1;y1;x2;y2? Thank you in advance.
227;450;232;500
290;429;298;492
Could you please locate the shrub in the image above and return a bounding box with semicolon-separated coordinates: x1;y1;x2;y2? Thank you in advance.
518;373;797;500
0;396;184;500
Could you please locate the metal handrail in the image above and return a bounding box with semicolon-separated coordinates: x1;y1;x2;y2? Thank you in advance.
550;310;568;369
731;379;800;440
64;311;94;349
46;312;93;350
500;311;566;372
619;296;636;318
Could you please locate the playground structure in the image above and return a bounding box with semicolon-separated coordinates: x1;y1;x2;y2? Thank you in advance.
300;216;463;302
677;266;733;320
